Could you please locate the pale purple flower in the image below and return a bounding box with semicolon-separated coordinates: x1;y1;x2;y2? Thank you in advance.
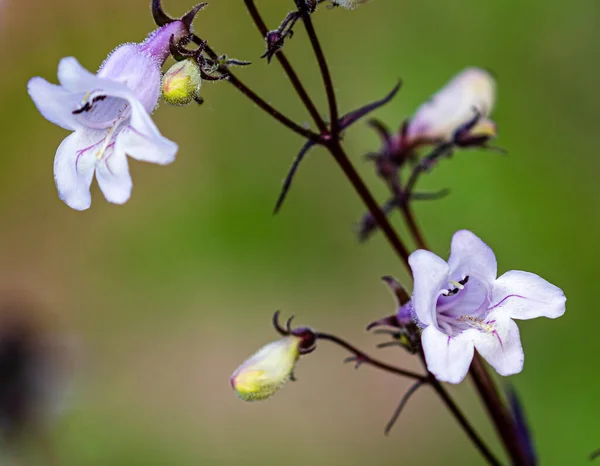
406;67;496;146
409;230;565;384
27;22;188;210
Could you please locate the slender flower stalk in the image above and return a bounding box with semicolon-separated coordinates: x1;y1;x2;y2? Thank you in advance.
233;1;506;463
243;0;327;133
150;1;552;464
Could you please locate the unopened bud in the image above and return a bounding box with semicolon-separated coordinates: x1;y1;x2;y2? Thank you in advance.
407;68;496;145
161;59;202;106
231;336;301;401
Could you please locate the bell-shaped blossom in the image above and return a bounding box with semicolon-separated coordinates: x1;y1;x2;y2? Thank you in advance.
406;67;496;146
231;336;301;401
27;21;189;210
409;230;565;384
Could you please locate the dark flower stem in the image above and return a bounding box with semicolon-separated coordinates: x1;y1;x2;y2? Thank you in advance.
470;354;532;465
315;331;425;380
299;11;339;133
243;0;328;133
228;1;513;465
428;376;502;466
400;205;427;250
316;330;502;466
326;140;411;267
191;36;320;141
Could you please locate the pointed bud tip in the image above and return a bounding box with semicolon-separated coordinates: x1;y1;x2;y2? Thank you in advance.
181;2;208;29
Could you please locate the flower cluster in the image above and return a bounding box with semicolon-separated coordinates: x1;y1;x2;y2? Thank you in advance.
26;1;570;462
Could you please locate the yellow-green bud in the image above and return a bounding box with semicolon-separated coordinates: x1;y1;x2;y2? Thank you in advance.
230;336;301;402
161;59;202;106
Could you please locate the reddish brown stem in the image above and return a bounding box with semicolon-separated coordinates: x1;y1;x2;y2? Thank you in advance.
243;0;328;133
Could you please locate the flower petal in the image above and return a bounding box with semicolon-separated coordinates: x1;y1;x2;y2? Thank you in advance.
53;132;97;210
448;229;497;283
98;44;161;113
422;326;474;384
57;57;103;93
409;249;449;327
491;270;566;320
119;99;178;165
58;58;176;164
95;141;132;205
58;57;135;98
474;317;524;376
27;77;80;131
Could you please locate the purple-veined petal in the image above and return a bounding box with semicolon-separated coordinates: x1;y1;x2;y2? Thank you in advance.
119;99;177;165
95;139;132;205
53;132;98;210
473;317;524;376
409;250;449;327
448;229;497;283
27;77;81;131
422;326;474;384
491;270;566;320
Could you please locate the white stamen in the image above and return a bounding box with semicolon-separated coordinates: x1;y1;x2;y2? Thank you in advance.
459;315;495;334
94;105;128;160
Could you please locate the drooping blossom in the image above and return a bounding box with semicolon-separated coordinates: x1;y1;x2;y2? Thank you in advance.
27;21;190;210
231;336;302;401
406;67;496;146
409;230;565;384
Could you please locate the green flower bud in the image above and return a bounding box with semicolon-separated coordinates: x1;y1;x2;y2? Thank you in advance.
161;59;202;106
230;336;301;402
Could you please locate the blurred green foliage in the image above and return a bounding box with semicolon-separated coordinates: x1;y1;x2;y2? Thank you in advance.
1;0;598;464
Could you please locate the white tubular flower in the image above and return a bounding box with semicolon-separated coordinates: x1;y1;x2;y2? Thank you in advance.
406;68;496;145
409;230;566;384
27;21;190;210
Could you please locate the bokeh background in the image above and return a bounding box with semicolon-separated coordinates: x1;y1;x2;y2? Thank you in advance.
0;0;598;464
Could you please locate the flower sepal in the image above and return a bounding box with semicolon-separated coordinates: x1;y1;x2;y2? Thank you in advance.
367;277;421;355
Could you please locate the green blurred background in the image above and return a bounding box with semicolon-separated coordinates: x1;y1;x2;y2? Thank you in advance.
1;0;598;464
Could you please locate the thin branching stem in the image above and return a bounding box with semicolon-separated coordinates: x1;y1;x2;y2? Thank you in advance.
314;332;425;380
384;379;425;435
207;1;521;464
428;376;503;466
326;140;411;267
299;10;339;133
191;36;320;141
470;354;532;465
243;0;328;133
